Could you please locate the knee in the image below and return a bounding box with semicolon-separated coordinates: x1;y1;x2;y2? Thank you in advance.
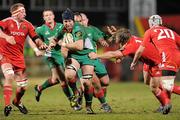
16;78;28;87
162;79;174;92
150;82;158;92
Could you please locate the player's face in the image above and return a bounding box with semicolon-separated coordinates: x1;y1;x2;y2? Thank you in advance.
81;15;88;26
63;19;74;31
43;11;55;23
74;15;83;25
16;7;26;20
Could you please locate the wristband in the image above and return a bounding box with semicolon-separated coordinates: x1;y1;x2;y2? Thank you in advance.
33;47;39;52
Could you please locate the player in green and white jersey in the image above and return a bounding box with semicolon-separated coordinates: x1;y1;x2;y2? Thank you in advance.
74;13;112;113
33;9;76;108
49;8;96;114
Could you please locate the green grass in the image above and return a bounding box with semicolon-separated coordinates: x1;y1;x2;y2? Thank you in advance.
0;78;180;120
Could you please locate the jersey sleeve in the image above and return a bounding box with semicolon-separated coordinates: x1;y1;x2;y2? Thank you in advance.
73;24;85;41
35;26;44;39
28;22;38;39
175;32;180;48
56;24;65;40
121;44;135;56
92;27;104;42
141;29;151;48
0;20;7;30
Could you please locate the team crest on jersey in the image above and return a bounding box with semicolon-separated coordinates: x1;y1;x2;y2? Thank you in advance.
21;25;27;30
75;31;82;37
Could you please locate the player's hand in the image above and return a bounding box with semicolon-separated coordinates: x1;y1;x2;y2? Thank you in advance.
47;39;57;51
107;26;117;35
88;52;98;59
115;58;122;63
130;62;136;70
6;36;16;45
99;40;109;47
35;50;44;56
39;42;48;50
58;40;66;47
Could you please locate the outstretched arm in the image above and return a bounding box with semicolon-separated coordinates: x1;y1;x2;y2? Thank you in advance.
28;38;44;56
89;50;123;60
130;45;145;70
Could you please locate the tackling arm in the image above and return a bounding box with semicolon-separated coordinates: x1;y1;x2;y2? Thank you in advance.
130;45;145;70
89;50;123;60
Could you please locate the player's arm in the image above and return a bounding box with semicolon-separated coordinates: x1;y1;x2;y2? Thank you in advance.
89;50;123;60
58;28;84;51
28;24;47;50
27;37;44;56
130;31;150;70
92;26;109;47
0;21;16;45
175;33;180;49
130;45;145;70
61;46;69;58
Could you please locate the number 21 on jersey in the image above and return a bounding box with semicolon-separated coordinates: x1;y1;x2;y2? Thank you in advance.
154;29;175;40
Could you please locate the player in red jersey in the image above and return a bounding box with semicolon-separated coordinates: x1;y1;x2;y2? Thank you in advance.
131;15;180;114
0;3;46;116
89;27;178;114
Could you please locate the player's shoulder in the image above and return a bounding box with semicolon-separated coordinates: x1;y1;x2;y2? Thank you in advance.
56;22;64;29
23;19;33;26
1;17;14;22
56;22;63;26
73;22;84;31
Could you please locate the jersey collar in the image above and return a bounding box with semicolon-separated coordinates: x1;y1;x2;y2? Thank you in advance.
45;22;56;30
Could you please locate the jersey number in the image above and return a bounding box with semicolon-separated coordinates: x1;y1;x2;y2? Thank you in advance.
155;29;175;40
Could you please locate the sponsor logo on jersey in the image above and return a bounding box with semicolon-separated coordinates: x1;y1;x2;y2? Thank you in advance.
88;33;92;36
10;31;25;36
45;31;50;35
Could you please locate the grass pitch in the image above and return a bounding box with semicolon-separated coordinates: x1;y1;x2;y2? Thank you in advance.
0;77;180;120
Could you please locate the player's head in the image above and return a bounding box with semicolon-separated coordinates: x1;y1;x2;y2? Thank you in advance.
62;8;74;31
74;12;83;24
10;3;26;20
43;9;55;24
148;15;162;28
115;28;131;45
80;13;89;27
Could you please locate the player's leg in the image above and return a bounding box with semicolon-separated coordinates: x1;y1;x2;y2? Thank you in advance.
81;64;94;114
93;59;112;112
92;74;112;113
1;59;14;116
65;58;81;109
56;64;75;105
34;57;60;102
143;64;151;85
13;69;28;114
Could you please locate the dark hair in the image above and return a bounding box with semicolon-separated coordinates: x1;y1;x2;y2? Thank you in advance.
115;28;131;45
10;3;24;13
62;8;74;20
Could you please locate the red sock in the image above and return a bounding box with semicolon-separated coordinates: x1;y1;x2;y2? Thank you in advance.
172;85;180;95
3;85;13;106
154;89;170;106
13;87;26;104
94;89;104;98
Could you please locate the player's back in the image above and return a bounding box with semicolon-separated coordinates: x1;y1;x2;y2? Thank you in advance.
148;26;179;51
123;36;161;66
